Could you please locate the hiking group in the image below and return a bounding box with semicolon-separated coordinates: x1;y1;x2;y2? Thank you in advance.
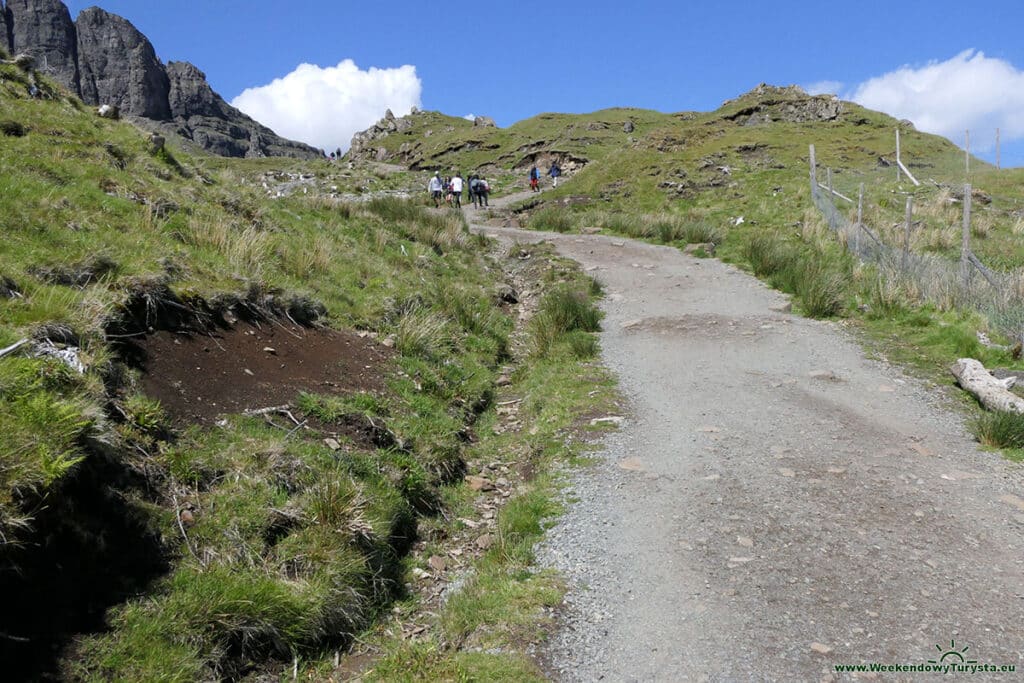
529;162;560;192
428;161;561;208
428;171;489;208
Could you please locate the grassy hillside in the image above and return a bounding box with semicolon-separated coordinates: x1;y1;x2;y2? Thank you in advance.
0;58;571;680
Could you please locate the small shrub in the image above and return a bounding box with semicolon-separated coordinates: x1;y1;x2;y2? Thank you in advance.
973;410;1024;449
795;263;846;318
527;207;574;233
0;120;26;137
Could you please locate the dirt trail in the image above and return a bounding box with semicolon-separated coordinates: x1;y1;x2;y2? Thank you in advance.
471;223;1024;681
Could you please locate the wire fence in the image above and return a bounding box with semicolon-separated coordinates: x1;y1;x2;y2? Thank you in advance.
809;144;1024;346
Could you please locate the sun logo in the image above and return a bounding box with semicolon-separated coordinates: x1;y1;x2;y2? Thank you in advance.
928;640;978;665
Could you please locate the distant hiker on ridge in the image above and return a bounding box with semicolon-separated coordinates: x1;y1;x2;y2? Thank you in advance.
529;165;540;192
428;172;443;207
548;161;562;188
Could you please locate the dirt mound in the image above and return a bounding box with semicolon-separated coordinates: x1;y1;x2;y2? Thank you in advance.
126;322;392;426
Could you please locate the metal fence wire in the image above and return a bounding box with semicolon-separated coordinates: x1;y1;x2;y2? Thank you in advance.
808;157;1024;346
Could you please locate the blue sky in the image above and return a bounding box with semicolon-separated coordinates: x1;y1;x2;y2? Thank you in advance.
63;1;1024;164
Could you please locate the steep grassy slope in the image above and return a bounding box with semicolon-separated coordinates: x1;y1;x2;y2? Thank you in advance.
0;60;522;680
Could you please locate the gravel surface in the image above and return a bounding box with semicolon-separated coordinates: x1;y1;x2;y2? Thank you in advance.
474;222;1024;682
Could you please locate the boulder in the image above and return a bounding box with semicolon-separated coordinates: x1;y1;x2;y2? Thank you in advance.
96;103;119;119
623;120;635;133
76;7;170;119
473;115;496;128
6;0;79;93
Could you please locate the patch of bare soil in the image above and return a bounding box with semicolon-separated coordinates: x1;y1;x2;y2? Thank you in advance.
123;322;392;427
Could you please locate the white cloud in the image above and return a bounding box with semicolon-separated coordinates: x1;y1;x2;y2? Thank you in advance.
463;113;476;121
847;50;1024;152
231;60;422;153
804;80;844;96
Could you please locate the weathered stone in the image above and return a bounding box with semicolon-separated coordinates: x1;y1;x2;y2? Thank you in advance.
476;534;495;550
464;475;494;492
427;555;446;573
623;120;635;133
164;61;320;159
76;7;170;119
0;5;10;55
473;115;496;128
7;0;79;93
96;103;119;119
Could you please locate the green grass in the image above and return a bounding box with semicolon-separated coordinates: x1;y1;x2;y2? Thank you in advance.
0;68;525;679
972;411;1024;459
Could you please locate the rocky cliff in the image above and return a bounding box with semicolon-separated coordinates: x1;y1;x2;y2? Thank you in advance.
76;7;169;120
1;0;319;159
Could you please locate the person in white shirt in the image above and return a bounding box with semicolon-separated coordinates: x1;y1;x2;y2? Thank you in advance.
428;172;443;207
451;173;464;208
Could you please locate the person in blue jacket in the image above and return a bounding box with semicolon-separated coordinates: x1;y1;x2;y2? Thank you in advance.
548;162;562;188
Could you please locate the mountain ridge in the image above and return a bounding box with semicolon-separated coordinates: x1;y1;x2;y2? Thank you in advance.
0;0;320;159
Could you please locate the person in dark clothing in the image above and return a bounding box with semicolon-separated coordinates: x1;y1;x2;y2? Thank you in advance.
529;166;540;192
476;176;489;207
548;162;562;188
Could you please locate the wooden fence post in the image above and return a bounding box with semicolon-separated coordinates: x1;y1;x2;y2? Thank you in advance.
856;183;864;255
965;130;970;176
809;144;817;192
962;184;972;288
896;129;902;182
902;196;913;272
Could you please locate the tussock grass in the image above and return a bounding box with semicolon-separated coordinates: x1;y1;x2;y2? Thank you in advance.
527;206;574;233
972;411;1024;452
530;285;602;358
743;233;848;318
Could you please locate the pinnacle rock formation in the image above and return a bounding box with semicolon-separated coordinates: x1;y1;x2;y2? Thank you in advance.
76;7;170;120
1;0;319;159
6;0;80;93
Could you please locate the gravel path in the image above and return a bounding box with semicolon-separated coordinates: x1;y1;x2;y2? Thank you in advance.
473;223;1024;682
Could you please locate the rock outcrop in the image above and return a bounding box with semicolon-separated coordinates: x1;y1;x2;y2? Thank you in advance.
2;0;319;159
76;7;169;120
1;5;10;54
161;61;319;159
6;0;79;93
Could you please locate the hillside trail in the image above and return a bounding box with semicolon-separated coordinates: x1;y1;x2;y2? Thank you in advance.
467;211;1024;681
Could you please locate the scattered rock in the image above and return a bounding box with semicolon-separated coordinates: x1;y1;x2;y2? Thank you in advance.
428;555;446;573
323;438;341;451
999;494;1024;512
809;370;841;382
769;302;792;313
590;416;625;427
465;475;495;492
683;242;716;256
476;534;495;550
736;536;754;548
473;116;497;128
623;120;635;133
810;642;833;655
263;347;277;355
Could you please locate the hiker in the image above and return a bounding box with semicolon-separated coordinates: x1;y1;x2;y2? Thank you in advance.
468;174;479;207
548;161;562;188
476;176;490;207
451;173;464;208
428;172;443;207
529;166;540;192
444;176;454;206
